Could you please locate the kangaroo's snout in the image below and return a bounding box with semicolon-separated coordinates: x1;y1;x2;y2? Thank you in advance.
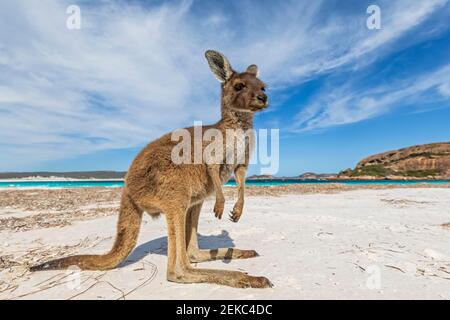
257;94;267;103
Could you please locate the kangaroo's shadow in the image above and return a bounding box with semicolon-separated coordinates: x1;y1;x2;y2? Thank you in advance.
121;230;236;268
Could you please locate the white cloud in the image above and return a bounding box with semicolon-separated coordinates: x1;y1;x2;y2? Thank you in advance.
0;0;447;169
292;64;450;131
439;83;450;96
0;0;209;169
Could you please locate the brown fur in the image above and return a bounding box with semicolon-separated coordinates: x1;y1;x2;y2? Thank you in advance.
30;50;272;288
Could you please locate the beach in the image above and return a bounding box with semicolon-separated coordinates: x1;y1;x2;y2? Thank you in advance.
1;184;449;299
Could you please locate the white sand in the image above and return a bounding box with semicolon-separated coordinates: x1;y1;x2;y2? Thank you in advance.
1;188;449;300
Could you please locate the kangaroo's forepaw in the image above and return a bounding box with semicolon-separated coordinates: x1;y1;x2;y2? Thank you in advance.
229;207;243;223
214;201;225;219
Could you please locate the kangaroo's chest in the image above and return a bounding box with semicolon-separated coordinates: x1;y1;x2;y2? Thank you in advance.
219;130;254;183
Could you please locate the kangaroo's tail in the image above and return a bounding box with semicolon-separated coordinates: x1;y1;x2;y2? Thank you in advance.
30;192;143;271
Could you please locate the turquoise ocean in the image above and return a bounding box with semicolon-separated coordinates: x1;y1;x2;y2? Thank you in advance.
0;179;449;188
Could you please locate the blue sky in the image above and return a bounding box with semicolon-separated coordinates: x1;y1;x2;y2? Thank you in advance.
0;0;449;176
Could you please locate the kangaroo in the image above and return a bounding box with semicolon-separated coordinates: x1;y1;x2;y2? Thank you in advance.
30;50;272;288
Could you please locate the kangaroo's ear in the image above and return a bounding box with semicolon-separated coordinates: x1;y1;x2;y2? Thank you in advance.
246;64;259;77
205;50;234;83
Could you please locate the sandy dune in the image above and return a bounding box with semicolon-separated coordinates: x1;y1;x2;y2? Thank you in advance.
1;187;449;299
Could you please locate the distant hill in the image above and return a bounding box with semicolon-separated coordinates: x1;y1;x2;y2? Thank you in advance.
247;174;274;180
0;171;126;180
339;142;450;179
298;172;337;180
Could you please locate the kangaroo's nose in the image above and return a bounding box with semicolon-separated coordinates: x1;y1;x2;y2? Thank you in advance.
257;94;267;103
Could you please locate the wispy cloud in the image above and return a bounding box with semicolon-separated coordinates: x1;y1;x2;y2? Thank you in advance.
0;0;448;169
0;0;207;169
439;83;450;97
292;64;450;132
288;0;450;132
291;0;449;76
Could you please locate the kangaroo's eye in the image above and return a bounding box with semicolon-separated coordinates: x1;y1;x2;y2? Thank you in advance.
261;87;266;92
234;83;245;91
